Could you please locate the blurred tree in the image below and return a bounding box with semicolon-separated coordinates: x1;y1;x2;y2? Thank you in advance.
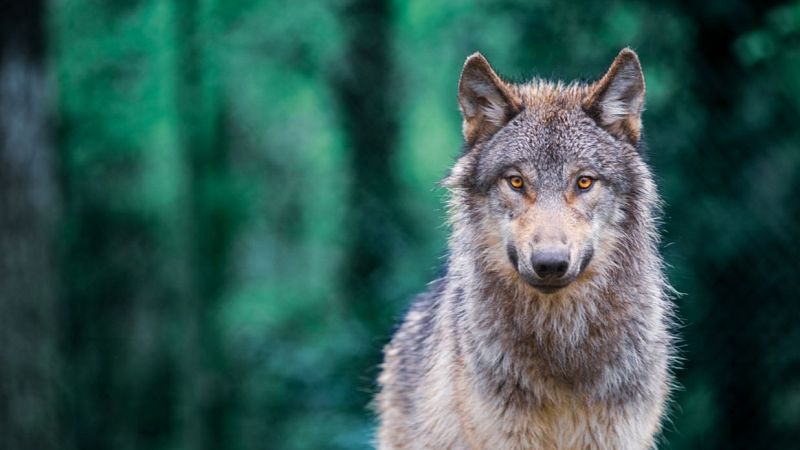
174;1;238;448
0;1;59;449
333;0;406;327
52;2;193;449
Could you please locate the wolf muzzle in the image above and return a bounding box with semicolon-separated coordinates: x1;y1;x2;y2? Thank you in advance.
508;243;594;294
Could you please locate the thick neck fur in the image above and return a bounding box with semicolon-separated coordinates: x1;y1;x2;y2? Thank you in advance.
443;158;670;410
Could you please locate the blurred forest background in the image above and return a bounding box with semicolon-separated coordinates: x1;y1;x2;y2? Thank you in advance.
1;0;799;449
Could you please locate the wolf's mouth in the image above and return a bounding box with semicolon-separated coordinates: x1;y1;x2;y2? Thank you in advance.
515;267;573;293
528;282;569;294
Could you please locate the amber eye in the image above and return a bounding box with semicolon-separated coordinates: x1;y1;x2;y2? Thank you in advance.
577;176;594;190
508;176;524;190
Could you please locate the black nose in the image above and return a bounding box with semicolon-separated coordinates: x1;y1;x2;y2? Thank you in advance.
531;249;570;279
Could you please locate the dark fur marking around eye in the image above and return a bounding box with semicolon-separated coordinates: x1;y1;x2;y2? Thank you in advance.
579;247;595;272
506;243;519;270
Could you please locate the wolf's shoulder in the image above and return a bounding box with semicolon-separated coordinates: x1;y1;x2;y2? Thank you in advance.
379;278;448;395
393;277;445;334
410;277;447;314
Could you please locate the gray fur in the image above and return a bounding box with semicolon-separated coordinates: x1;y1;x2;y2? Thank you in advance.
377;49;675;450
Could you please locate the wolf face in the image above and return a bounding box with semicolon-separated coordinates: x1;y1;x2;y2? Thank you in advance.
447;49;648;295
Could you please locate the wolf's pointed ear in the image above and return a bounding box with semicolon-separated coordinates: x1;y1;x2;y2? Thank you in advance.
458;53;521;146
583;48;645;144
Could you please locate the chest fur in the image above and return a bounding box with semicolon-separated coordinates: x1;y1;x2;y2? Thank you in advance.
410;370;659;450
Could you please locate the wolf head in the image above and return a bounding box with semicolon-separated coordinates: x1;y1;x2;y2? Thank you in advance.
446;49;656;295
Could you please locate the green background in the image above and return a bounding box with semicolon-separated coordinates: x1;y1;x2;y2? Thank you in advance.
2;0;799;449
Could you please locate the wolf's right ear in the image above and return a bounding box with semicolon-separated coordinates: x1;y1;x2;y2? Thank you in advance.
458;53;521;146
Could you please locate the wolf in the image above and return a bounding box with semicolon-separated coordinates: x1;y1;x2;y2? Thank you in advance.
376;48;674;450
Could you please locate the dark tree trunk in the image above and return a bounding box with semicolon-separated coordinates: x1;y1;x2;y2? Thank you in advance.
174;1;236;448
329;0;410;424
334;0;402;325
0;1;60;449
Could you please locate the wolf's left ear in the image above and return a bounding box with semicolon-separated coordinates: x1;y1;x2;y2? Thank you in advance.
458;53;521;146
583;48;645;145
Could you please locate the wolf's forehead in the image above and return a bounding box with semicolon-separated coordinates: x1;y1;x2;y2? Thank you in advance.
499;107;604;161
474;80;622;187
514;79;591;110
477;106;614;184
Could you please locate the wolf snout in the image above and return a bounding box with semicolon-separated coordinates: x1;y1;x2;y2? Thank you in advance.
530;248;570;280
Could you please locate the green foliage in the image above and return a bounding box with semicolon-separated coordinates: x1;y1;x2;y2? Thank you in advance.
39;0;800;449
